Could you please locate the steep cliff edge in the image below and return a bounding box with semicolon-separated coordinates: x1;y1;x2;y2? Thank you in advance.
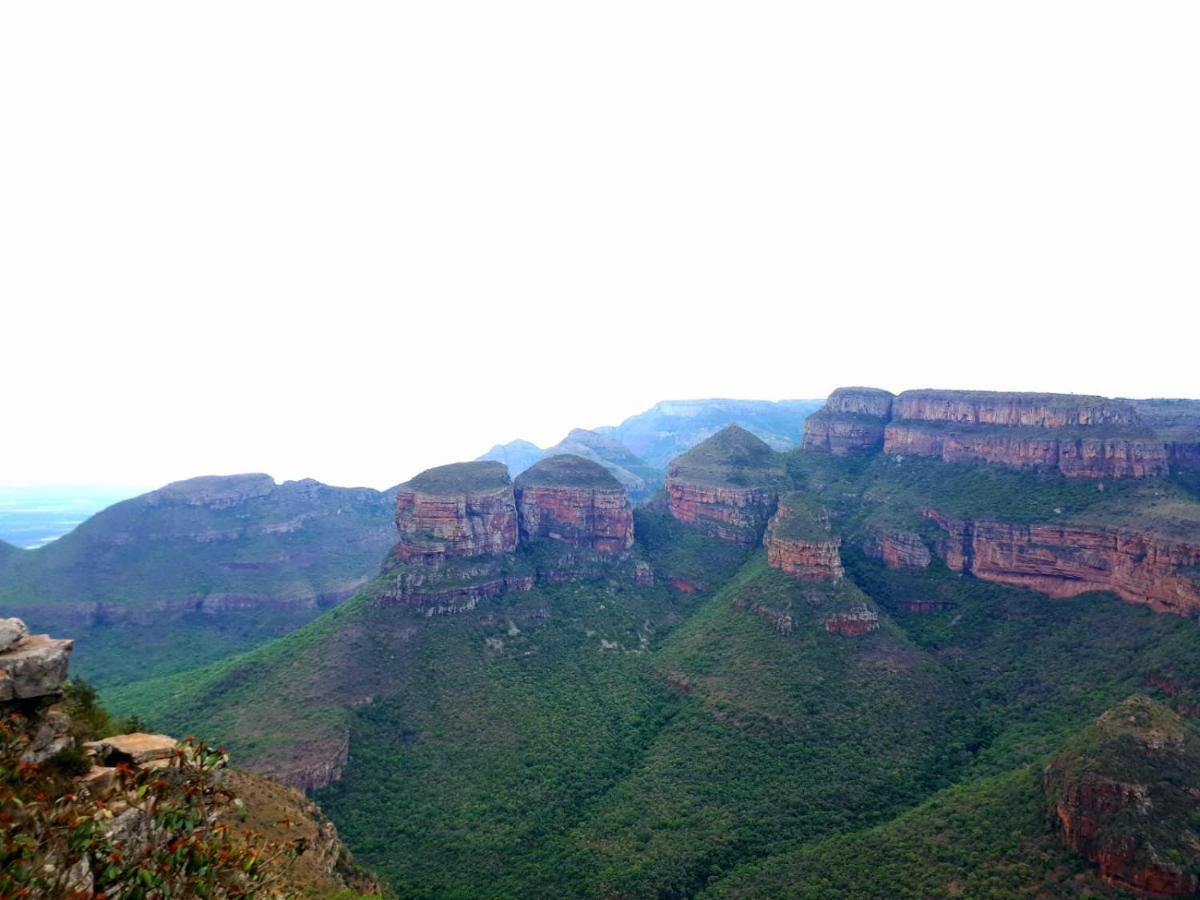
382;461;532;613
763;493;844;582
924;509;1200;617
515;454;634;556
666;425;786;545
801;387;894;455
1044;696;1200;896
804;386;1200;480
884;390;1170;479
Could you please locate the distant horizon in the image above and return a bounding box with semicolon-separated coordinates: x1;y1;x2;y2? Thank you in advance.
6;384;1200;493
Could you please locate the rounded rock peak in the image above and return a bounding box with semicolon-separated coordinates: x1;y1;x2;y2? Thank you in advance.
514;454;623;491
402;460;512;496
671;424;778;474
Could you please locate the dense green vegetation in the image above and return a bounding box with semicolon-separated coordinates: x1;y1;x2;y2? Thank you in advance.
103;447;1200;897
704;766;1124;898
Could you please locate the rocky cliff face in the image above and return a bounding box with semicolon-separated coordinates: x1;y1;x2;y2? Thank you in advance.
764;494;844;581
804;387;1200;480
893;390;1138;428
515;455;634;556
385;457;636;612
393;461;519;563
0;618;73;764
801;387;894;455
925;510;1200;617
1044;696;1200;896
666;425;785;544
862;530;931;569
884;390;1170;479
884;425;1170;479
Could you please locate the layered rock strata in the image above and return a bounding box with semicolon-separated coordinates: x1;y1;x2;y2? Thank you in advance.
805;386;1200;479
862;530;931;569
885;390;1168;479
924;510;1200;617
801;387;894;454
764;494;844;582
393;461;518;563
385;457;637;612
515;455;634;556
666;425;785;544
1044;697;1200;896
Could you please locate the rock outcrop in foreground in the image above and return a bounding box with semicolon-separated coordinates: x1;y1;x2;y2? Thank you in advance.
0;616;385;898
666;425;786;544
0;617;73;763
763;493;844;581
924;510;1200;618
383;457;637;613
515;455;634;556
805;387;1200;480
1044;696;1200;896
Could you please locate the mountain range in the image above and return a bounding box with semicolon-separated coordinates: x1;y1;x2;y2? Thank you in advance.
51;384;1200;898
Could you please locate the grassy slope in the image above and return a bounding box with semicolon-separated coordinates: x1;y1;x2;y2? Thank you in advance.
702;765;1126;899
514;453;624;490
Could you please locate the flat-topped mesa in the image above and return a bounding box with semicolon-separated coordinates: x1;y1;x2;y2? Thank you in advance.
666;425;786;545
514;455;634;557
884;390;1169;478
924;510;1200;617
1044;697;1200;896
764;493;845;581
392;461;518;564
801;387;894;455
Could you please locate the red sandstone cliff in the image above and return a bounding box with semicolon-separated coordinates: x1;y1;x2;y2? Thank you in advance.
393;462;518;563
763;495;844;582
863;530;931;569
893;390;1138;428
924;509;1200;617
884;425;1170;479
666;425;784;545
802;387;893;455
514;456;634;557
1044;697;1200;896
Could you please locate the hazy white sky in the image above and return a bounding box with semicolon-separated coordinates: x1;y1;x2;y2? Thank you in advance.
3;2;1197;490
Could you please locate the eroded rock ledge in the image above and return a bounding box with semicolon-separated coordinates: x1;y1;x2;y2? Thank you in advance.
804;387;1200;479
924;509;1200;617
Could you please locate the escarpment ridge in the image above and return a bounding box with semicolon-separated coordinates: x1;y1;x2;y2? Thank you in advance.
804;387;1200;479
